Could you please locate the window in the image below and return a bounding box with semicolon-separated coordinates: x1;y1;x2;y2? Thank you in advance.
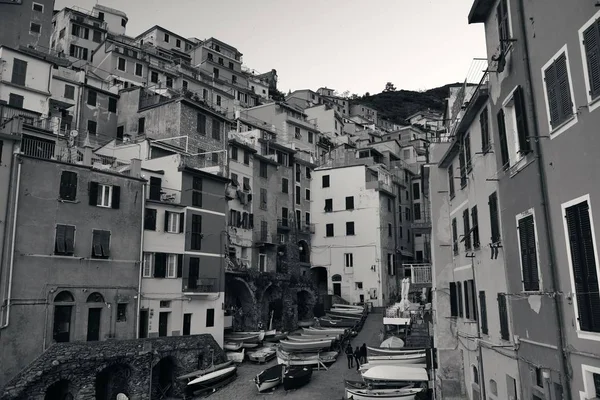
305;189;311;201
582;18;600;102
159;300;171;308
294;127;301;139
87;120;97;135
295;164;301;181
457;281;464;318
480;107;490;152
30;22;41;34
54;224;75;255
260;188;267;209
449;282;458;317
138;117;145;133
448;165;455;198
87;90;97;107
230;146;238;161
387;198;392;212
176;38;181;48
228;61;234;70
308;132;314;143
452;218;458;255
217;57;224;65
346;196;354;210
479;291;488;334
196;113;206;134
322;175;330;188
91;230;110;259
182;80;188;90
543;51;575;131
281;207;289;226
518;213;540;291
472;206;480;249
116;304;127;322
463;209;471;250
388;223;392;237
121;17;126;27
326;224;334;237
188;214;202;250
498;293;510;340
211;153;219;165
59;28;65;39
244;151;250;165
144;208;157;230
192;177;202;207
72;24;89;39
89;183;116;208
32;2;43;11
213;68;219;79
150;71;158;83
232;76;237;84
534;367;544;388
346;222;355;235
414;203;422;220
593;373;600;398
142;253;153;277
108;97;117;113
183;313;192;335
230;173;239;187
295;186;301;204
64;84;75;100
166;254;177;278
324;199;333;212
206;309;215;327
497;0;510;52
499;86;531;169
305;212;310;225
243;177;250;192
69;45;88;60
259;253;266;272
306;167;311;179
413;182;420;200
59;171;78;201
8;94;23;108
153;253;167;278
93;30;102;43
117;57;126;71
11;58;27;86
165;211;181;233
564;198;600;333
259;161;267;178
164;33;170;43
464;132;472;172
458;145;467;188
489;192;501;244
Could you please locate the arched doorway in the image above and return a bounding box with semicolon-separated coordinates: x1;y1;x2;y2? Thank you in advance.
95;363;132;400
151;357;177;399
53;291;75;343
261;284;283;329
310;266;328;316
331;274;342;297
86;292;104;341
298;240;310;263
224;278;256;330
296;290;315;321
45;379;73;400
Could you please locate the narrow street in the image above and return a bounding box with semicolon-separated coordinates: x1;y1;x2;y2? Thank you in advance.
204;312;383;400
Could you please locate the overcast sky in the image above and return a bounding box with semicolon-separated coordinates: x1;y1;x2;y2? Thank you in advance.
55;0;486;95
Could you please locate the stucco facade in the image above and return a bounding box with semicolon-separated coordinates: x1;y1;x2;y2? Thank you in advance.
0;0;54;51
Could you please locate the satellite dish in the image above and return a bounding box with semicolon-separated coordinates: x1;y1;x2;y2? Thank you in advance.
70;130;79;138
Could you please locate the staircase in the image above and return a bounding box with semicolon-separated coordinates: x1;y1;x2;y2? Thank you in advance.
329;294;350;306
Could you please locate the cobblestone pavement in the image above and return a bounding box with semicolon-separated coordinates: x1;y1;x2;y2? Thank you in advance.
200;312;383;400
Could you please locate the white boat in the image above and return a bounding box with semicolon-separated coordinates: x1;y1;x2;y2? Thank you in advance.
288;336;334;344
226;331;266;341
361;365;429;383
224;334;260;343
255;364;285;392
367;353;426;365
241;342;260;349
224;342;243;351
300;333;340;340
226;348;245;363
264;329;276;337
176;361;233;381
248;347;277;363
330;307;364;314
359;362;426;372
298;319;315;327
332;304;364;310
345;387;424;400
326;313;362;320
188;366;238;386
367;346;424;356
279;339;332;352
276;349;339;366
304;327;346;335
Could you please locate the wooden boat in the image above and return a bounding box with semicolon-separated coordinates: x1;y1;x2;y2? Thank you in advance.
367;347;425;356
264;332;287;342
305;327;346;335
298;319;315;327
345;387;424;400
367;353;427;365
330;307;364;314
226;348;245;363
225;331;265;341
299;333;340;340
224;334;260;343
361;366;429;383
224;342;243;351
319;318;357;328
279;339;332;352
255;364;285;392
359;362;426;372
283;366;313;390
241;342;260;349
248;347;277;363
344;380;413;390
288;336;334;344
176;361;233;381
187;366;237;388
326;312;362;320
264;329;276;337
277;349;339;367
333;304;365;310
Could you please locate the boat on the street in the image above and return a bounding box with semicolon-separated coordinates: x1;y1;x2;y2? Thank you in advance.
288;335;334;343
226;348;245;363
224;342;243;351
248;347;277;363
304;327;346;335
361;365;429;383
366;347;424;356
344;380;413;390
264;332;288;342
319;317;357;327
279;338;332;352
186;365;237;395
255;364;285;392
223;334;260;343
225;331;265;341
176;360;233;382
345;387;424;400
283;366;313;390
298;319;315;327
333;304;365;310
326;312;363;320
359;361;426;371
367;353;426;365
241;342;260;349
276;349;339;367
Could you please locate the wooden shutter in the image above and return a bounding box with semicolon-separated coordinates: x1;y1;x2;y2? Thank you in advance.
55;225;66;254
584;21;600;99
489;192;500;243
179;213;185;233
471;206;480;248
149;177;162;201
65;225;75;255
449;282;458;317
212;119;221;140
458;148;466;187
464;133;472;171
519;215;539;291
111;186;120;209
59;171;78;201
555;54;573;123
153;253;167;278
452;218;458;255
480;107;489;151
513;86;531;154
249;213;254;229
498;293;510;340
101;231;110;257
464;280;470;319
177;254;183;278
469;280;477;321
448;166;454;197
145;208;156;231
544;61;560;127
164;211;170;232
11;59;27;86
566;201;600;332
89;182;99;206
457;281;464;318
463;209;471;250
496;109;510;168
479;291;488;334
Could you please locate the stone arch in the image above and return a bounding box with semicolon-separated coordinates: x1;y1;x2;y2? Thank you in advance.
225;277;256;330
54;290;74;302
298;240;310;263
260;283;283;329
296;289;316;321
86;292;105;303
45;379;74;400
95;363;132;400
472;365;479;385
53;291;75;343
151;356;177;399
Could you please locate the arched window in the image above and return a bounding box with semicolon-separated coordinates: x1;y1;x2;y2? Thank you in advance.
87;292;105;303
331;274;342;282
489;379;498;395
472;365;479;385
53;291;74;343
54;291;74;302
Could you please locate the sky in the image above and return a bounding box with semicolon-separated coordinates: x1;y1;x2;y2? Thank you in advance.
55;0;486;95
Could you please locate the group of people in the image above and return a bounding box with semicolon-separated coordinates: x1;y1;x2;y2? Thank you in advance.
344;343;367;370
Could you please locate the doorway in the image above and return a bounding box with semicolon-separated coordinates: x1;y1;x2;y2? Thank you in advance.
189;259;200;289
333;283;341;297
53;305;72;343
139;309;149;338
87;308;101;341
159;312;169;337
183;313;192;336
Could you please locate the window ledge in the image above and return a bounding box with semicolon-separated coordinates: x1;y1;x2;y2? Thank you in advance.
549;114;577;139
509;154;536;178
58;199;79;204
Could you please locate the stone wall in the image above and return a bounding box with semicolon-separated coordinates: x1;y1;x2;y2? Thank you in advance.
1;334;226;400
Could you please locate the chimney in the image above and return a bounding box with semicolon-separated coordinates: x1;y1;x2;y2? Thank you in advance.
130;158;142;178
82;133;93;166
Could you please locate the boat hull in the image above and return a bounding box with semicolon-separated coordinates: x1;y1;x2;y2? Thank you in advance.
276;349;339;367
367;347;425;356
279;339;332;352
367;354;426;365
226;349;245;363
345;388;423;400
248;348;277;363
188;366;237;387
224;342;242;351
224;334;260;343
255;364;284;392
298;319;315;327
283;366;313;390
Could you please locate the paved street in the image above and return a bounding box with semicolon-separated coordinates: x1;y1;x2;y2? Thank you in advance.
203;312;383;400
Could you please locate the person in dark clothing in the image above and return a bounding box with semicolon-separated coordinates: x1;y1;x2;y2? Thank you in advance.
360;343;367;364
345;343;354;368
354;346;361;370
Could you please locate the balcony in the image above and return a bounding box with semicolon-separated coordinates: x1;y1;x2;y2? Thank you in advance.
181;153;228;178
366;179;394;195
299;223;315;234
182;277;216;294
277;218;291;231
404;264;432;285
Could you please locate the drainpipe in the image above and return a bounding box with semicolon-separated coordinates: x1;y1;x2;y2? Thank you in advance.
135;183;146;338
516;0;571;396
470;257;487;400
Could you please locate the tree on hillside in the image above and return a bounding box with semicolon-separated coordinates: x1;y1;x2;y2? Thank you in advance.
365;92;370;97
340;90;350;98
384;82;397;92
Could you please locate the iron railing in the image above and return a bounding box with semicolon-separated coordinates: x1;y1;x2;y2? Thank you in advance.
182;277;216;293
403;264;432;284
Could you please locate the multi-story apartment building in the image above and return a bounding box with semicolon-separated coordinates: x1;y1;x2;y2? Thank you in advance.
305;104;344;137
135;25;195;54
0;0;55;51
0;131;144;388
350;103;378;125
316;87;350;116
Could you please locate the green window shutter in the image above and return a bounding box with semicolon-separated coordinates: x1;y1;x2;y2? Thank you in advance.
584;21;600;99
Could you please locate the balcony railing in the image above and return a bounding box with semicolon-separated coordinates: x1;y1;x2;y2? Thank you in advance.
300;223;315;234
404;264;432;284
182;277;216;293
366;179;394;194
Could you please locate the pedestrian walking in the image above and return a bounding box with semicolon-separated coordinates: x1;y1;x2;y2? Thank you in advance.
345;343;354;369
360;343;367;364
354;346;361;370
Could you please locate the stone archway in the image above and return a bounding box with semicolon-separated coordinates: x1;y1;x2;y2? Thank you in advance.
45;379;73;400
95;363;132;400
261;283;283;330
225;277;256;330
296;289;316;321
151;356;177;399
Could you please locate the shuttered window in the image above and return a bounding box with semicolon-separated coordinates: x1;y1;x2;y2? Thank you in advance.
497;109;510;169
149;177;162;201
450;282;458;317
91;230;110;259
448;165;455;198
463;209;471;250
518;214;540;291
11;59;27;86
191;214;202;250
464;280;470;319
144;208;157;231
469;280;477;321
457;281;464;318
55;225;75;255
192;177;202;207
489;192;501;244
565;200;600;332
583;20;600;100
464;132;472;172
452;218;458;255
513;86;531;154
480;107;490;152
212;119;221;140
497;0;509;52
479;291;488;334
59;171;78;201
544;53;573;128
498;293;510;340
458;147;467;188
153;253;167;278
472;206;481;249
197;113;206;134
